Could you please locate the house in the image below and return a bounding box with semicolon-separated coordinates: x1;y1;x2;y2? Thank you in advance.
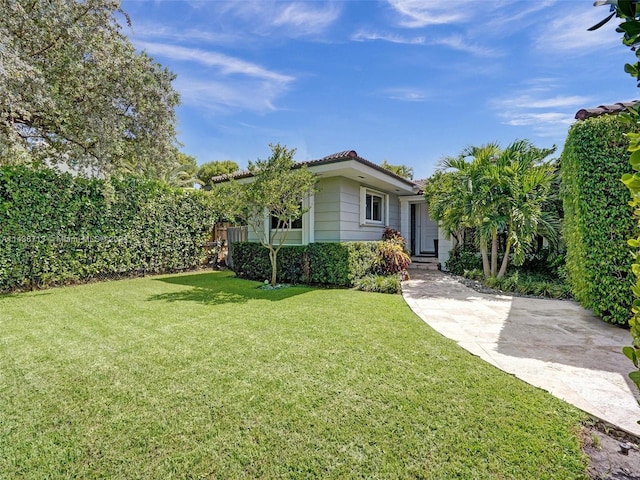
214;150;453;269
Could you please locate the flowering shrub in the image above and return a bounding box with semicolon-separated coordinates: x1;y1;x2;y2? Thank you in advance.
382;227;408;250
375;240;411;275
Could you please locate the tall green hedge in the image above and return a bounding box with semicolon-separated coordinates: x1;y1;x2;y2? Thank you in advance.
0;165;218;291
232;241;381;287
560;115;637;325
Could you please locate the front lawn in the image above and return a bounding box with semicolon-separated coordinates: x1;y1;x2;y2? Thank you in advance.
0;271;588;478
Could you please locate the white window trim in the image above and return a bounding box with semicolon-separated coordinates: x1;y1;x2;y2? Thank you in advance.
360;186;389;226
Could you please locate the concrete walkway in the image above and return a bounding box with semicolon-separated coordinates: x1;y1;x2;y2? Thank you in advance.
402;270;640;437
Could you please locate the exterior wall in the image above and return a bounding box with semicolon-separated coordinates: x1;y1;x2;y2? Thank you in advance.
338;177;401;241
244;175;408;246
438;228;454;271
313;177;342;242
246;216;303;245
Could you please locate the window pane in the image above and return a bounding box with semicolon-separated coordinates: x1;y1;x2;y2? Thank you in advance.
372;195;381;221
366;194;372;220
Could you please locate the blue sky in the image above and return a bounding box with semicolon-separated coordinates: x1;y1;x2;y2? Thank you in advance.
121;0;636;180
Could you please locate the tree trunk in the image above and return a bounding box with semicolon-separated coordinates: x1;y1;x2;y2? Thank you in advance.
497;241;512;278
269;248;278;286
480;238;490;279
490;231;498;277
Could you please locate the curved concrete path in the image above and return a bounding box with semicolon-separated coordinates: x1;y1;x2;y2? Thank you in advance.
402;270;640;437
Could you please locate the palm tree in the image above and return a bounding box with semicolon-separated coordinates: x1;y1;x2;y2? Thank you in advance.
431;140;558;279
494;140;558;278
437;143;502;278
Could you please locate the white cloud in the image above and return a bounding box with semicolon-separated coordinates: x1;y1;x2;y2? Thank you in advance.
535;6;622;53
387;0;477;27
491;89;590;137
132;42;295;114
430;35;498;57
130;23;241;46
215;1;340;37
382;87;428;102
272;2;341;34
496;95;592;110
503;112;574;127
351;30;425;45
135;41;294;84
176;77;288;114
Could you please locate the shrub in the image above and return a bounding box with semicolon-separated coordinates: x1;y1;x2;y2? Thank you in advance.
375;241;411;275
446;247;483;275
561;115;636;325
308;242;350;286
0;165;217;292
345;241;380;283
353;274;402;294
231;241;403;290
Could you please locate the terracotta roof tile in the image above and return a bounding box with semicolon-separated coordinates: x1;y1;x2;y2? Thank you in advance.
575;101;640;120
211;149;417;187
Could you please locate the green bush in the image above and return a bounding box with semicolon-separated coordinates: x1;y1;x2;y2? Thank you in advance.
308;242;350;286
462;270;571;299
445;247;483;275
353;274;402;294
560;115;636;325
344;242;379;283
0;165;217;292
375;241;411;275
232;241;402;289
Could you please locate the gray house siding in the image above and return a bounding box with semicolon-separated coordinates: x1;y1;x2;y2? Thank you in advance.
336;177;401;242
246;176;405;245
313;177;341;242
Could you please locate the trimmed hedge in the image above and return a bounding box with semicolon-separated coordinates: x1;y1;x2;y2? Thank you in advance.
0;165;218;291
232;241;398;287
560;115;637;325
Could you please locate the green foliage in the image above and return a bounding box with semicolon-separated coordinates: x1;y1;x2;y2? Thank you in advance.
0;165;217;291
232;240;402;289
445;247;483;275
230;144;318;286
380;160;413;180
308;242;351;286
231;242;307;284
462;269;571;299
353;274;402;294
344;242;380;284
560;115;636;325
374;241;411;275
197;160;239;187
429;141;558;279
0;0;179;175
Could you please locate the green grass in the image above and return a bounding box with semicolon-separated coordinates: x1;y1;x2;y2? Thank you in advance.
0;271;588;479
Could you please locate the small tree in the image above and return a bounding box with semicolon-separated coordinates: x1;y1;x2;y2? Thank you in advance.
197;160;239;188
237;144;316;286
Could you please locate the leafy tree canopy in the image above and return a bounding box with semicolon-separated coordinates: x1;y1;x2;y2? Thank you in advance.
0;0;180;176
380;160;414;180
213;144;317;286
427;140;558;278
197;160;239;187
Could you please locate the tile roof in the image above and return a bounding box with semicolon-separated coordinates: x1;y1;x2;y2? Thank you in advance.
574;101;640;120
211;149;417;187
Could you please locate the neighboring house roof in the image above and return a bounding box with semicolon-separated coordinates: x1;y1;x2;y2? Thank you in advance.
211;149;417;189
575;101;640;120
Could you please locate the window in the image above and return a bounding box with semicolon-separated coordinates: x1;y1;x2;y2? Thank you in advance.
366;192;383;222
271;214;302;230
361;187;387;225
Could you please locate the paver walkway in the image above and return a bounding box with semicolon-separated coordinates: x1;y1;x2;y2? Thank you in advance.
402;270;640;437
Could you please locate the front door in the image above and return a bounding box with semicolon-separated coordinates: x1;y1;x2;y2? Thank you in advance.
416;203;438;256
